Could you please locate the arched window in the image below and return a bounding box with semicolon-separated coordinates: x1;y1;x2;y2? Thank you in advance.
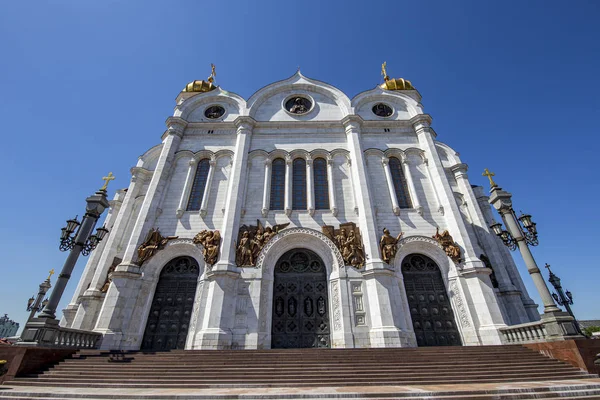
292;158;307;210
186;159;211;211
389;157;412;209
270;158;285;210
313;158;329;210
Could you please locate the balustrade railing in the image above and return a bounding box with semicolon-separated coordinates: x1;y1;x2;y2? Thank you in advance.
20;322;101;349
499;321;547;344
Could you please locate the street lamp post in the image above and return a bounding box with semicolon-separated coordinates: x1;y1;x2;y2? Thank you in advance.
545;263;585;336
25;270;54;324
484;169;582;341
20;173;113;346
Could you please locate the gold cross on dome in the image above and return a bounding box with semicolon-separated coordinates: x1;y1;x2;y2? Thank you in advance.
381;61;389;81
482;168;498;188
207;63;216;83
47;269;55;281
101;172;115;191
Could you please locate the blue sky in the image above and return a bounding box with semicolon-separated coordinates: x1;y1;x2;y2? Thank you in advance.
1;1;599;331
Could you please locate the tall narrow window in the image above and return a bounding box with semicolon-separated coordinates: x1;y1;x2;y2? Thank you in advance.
270;158;285;210
313;158;329;210
186;159;211;211
292;158;307;210
389;157;412;209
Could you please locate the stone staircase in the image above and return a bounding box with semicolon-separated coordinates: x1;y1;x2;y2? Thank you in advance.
1;345;600;399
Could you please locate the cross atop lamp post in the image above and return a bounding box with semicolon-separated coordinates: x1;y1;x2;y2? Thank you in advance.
485;169;582;341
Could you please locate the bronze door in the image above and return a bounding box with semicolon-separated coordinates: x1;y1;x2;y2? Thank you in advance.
272;249;330;349
141;256;199;351
402;254;462;346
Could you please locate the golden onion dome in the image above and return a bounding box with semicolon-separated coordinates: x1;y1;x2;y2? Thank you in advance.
181;63;218;93
181;79;217;93
380;77;415;91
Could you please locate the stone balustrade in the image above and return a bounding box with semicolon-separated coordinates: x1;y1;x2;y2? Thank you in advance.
20;319;101;349
499;321;547;344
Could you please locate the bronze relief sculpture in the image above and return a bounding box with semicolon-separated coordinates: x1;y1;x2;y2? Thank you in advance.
380;228;403;264
193;230;221;265
235;220;290;267
137;228;178;265
432;227;462;264
322;222;366;269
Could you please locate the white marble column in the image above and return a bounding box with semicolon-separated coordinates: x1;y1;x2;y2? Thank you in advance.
422;157;444;215
381;157;400;216
176;158;198;218
326;157;338;216
192;117;254;349
306;156;315;216
261;159;272;217
94;117;186;349
412;115;506;344
284;156;292;216
401;154;422;215
199;157;216;218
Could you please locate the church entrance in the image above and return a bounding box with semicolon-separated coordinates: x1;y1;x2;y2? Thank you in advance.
271;249;330;349
141;256;199;351
402;254;462;346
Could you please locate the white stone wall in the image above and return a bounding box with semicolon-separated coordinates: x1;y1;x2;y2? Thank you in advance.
65;71;539;351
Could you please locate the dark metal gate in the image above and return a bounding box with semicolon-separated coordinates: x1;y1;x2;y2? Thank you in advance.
141;256;199;351
271;249;330;349
402;254;462;346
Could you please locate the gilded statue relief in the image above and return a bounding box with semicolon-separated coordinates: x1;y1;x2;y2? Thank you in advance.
322;222;365;269
193;230;221;265
380;228;403;264
235;220;290;267
137;228;178;265
432;227;462;264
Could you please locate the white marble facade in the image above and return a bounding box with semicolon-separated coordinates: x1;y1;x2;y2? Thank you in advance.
61;71;540;350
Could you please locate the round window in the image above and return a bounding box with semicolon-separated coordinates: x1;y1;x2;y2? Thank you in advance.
204;105;225;119
285;96;312;115
372;103;393;117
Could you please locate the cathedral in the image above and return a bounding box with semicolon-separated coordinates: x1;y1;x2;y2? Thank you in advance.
61;65;540;351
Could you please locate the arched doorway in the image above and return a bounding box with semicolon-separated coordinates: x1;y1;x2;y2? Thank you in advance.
141;256;199;351
402;253;462;346
271;248;330;349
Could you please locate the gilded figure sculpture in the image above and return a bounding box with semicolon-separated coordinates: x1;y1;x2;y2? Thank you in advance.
137;228;178;265
235;220;289;267
432;227;462;264
380;228;403;264
322;222;366;268
192;230;221;265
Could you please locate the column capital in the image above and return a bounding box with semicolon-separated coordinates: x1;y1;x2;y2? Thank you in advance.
164;117;188;138
234;116;256;132
129;167;152;183
341;115;363;132
264;158;273;166
306;157;313;165
451;163;469;177
381;157;390;166
409;114;433;131
285;155;293;165
326;156;334;165
209;157;217;167
189;158;198;166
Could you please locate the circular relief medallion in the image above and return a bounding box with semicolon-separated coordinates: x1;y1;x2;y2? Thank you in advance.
372;103;393;117
285;96;312;115
204;105;225;119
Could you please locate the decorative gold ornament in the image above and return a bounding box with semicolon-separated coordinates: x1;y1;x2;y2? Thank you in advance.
322;222;366;269
379;62;415;91
482;168;498;188
235;220;290;267
432;227;462;264
100;172;115;191
181;63;218;93
136;228;178;265
47;269;55;281
380;228;403;264
192;230;221;266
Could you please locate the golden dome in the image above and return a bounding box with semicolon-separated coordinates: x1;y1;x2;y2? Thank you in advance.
380;77;415;91
181;80;217;93
181;63;218;93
